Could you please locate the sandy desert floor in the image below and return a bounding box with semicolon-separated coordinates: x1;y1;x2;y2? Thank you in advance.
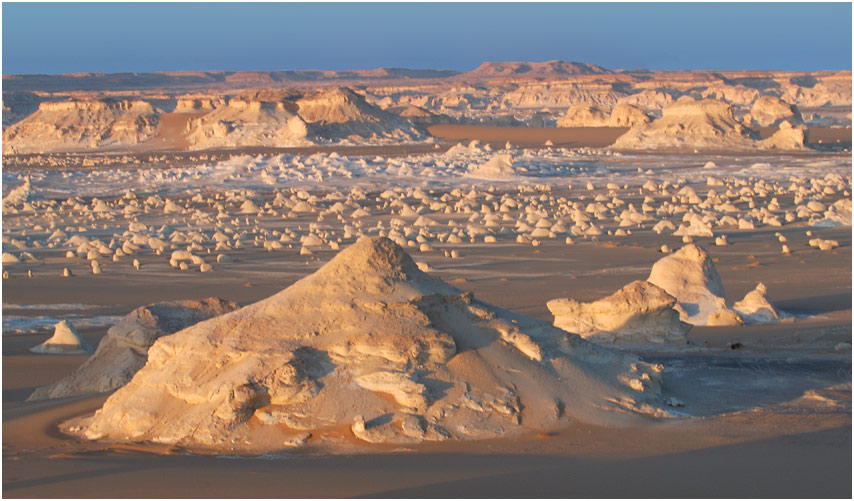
2;135;851;497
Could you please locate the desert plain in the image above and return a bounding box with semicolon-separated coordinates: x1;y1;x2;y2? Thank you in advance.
1;62;852;497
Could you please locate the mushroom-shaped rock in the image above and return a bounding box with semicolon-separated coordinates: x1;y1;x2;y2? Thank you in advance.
63;237;670;453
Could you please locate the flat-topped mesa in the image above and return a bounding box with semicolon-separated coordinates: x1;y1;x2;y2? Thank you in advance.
464;60;612;80
547;281;691;345
2;98;160;154
174;97;217;112
63;236;671;453
647;244;743;326
36;99;155;114
611;97;757;150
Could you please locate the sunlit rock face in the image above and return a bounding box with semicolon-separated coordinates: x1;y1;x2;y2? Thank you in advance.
65;237;670;453
548;280;691;345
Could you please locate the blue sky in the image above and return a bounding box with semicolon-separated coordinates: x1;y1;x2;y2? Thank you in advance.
2;2;851;75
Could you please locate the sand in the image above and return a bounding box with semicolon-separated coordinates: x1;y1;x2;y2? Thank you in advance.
2;134;851;495
3;209;850;496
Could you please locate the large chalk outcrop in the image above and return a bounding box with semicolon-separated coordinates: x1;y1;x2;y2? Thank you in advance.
65;237;669;453
547;281;691;345
647;244;743;326
296;87;424;143
612;98;755;150
185;98;311;149
29;298;239;401
608;103;651;127
2;99;159;154
758;120;807;150
746;96;803;128
557;104;611;127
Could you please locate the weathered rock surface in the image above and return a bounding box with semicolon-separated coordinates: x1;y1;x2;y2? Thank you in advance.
733;283;786;323
647;244;743;326
30;320;94;355
547;281;691;344
3;99;159;154
28;298;239;401
64;237;669;452
612;98;756;150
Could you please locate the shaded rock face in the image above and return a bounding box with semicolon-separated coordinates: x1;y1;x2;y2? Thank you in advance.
28;298;239;401
547;281;691;345
733;283;786;324
747;96;803;127
65;237;670;453
758;120;807;150
647;244;742;326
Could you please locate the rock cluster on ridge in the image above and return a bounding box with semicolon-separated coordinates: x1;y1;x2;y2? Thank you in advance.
64;237;670;452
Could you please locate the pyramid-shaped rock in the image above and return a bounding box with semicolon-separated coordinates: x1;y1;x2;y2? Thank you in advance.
65;237;669;453
30;320;94;355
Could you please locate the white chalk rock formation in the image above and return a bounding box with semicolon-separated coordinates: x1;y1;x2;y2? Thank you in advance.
465;154;517;180
30;320;94;355
28;298;239;401
557;105;610;127
733;283;786;324
186;98;311;149
547;281;691;345
647;244;743;326
296;87;423;143
3;99;159;154
612;98;755;150
758;120;807;150
3;177;42;207
608;103;651;127
65;237;669;453
747;96;803;127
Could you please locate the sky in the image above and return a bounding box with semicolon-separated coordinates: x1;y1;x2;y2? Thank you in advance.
2;2;852;75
